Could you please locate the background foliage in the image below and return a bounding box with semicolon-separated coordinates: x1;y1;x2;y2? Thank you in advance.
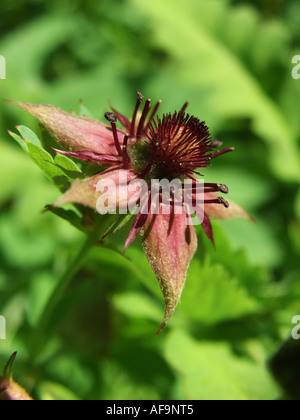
0;0;299;400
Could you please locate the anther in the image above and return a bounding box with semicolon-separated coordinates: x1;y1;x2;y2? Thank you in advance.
211;140;223;148
204;196;229;208
104;112;118;124
218;184;229;194
137;89;144;103
217;197;229;208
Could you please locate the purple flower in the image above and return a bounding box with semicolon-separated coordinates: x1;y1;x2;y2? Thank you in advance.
11;91;251;332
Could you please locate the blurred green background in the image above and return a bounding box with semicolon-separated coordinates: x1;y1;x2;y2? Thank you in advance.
0;0;300;400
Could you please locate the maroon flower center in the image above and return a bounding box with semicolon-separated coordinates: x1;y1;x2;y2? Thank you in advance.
104;90;234;207
145;111;213;179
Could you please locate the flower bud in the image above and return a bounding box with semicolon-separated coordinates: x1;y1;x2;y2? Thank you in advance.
141;204;197;333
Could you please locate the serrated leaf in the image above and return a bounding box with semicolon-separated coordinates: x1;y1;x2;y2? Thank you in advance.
165;329;279;400
180;259;259;326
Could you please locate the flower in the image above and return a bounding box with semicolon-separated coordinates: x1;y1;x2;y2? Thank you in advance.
11;91;251;333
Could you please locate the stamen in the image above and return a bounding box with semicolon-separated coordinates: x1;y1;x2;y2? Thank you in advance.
184;183;229;194
130;89;144;138
204;183;229;194
210;147;235;160
179;101;189;115
204;196;229;208
136;99;151;141
105;112;123;157
122;135;130;169
144;100;162;133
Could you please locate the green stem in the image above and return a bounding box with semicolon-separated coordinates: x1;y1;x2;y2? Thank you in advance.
30;215;113;360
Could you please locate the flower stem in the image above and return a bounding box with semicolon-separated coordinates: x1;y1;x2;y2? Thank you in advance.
30;214;114;360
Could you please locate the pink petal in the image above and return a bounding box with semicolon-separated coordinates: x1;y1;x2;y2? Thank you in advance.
204;192;254;221
110;106;131;132
141;203;197;333
9;101;126;156
54;168;137;210
53;148;121;165
201;212;215;246
123;210;149;252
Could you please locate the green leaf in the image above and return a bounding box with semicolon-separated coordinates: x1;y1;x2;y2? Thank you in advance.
9;127;82;191
26;273;57;327
132;0;300;181
53;154;82;179
1;15;76;80
7;130;28;152
180;259;259;326
164;329;279;400
0;214;55;268
16;125;42;148
26;142;71;191
102;213;135;239
2;352;17;382
38;381;80;401
45;205;85;233
112;292;163;323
